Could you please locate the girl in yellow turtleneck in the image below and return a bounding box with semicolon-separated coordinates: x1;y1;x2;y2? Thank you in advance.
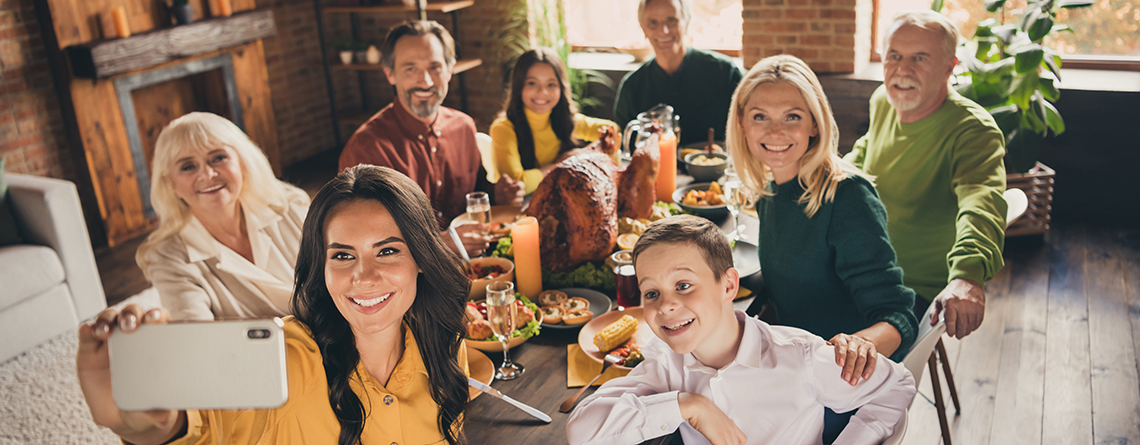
491;48;617;194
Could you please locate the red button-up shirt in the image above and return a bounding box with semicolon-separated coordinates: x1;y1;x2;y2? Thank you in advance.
339;102;482;229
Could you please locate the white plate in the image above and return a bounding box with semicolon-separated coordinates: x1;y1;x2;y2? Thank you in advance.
541;288;613;330
577;307;653;371
733;241;760;278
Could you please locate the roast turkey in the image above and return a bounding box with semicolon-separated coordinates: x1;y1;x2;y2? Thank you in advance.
525;127;660;271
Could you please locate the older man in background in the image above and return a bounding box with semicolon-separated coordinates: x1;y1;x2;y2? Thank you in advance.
845;10;1007;339
613;0;743;145
339;20;523;258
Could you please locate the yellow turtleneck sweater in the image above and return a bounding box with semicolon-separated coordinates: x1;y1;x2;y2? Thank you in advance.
490;109;616;194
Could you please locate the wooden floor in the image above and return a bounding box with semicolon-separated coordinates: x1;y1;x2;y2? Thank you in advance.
91;165;1140;445
903;222;1140;445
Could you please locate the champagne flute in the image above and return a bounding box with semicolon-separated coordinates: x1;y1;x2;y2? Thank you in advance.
723;175;745;242
486;281;523;380
465;192;492;255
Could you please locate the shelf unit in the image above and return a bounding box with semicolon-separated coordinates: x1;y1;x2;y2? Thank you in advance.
313;0;481;145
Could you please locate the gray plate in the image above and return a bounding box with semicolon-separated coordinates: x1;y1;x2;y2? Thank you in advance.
733;241;761;277
540;288;613;330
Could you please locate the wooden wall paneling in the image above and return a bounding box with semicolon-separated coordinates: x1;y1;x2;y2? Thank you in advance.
229;40;281;175
1041;224;1093;445
69;77;152;246
1085;228;1140;445
988;242;1050;445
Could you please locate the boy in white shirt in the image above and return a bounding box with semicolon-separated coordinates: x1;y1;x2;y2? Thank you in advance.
566;216;916;445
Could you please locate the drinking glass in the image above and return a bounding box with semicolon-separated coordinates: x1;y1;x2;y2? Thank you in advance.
723;177;746;242
465;192;491;242
486;281;523;380
611;250;640;310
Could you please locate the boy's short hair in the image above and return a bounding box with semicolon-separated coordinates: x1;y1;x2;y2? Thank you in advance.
632;215;733;279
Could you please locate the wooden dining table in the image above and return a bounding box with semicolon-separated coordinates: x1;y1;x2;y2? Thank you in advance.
463;188;764;445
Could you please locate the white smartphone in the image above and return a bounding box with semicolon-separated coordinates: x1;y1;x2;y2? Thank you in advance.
108;318;288;411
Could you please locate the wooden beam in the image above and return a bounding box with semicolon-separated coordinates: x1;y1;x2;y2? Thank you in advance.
65;9;276;79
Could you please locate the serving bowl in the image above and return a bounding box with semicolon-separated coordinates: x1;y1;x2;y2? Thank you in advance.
467;257;515;299
683;151;729;182
672;182;729;219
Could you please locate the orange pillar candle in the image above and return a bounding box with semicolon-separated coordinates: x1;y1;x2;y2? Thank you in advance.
211;0;233;17
110;7;130;39
511;216;542;298
655;132;678;201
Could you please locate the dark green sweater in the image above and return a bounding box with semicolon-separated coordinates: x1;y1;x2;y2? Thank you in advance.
757;175;918;361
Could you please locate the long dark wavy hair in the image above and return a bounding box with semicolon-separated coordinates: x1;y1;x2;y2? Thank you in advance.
291;165;469;445
503;47;578;170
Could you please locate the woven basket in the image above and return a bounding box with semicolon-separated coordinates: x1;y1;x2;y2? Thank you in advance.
1005;162;1054;237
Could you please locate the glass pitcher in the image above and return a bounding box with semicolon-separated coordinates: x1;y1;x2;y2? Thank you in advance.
621;104;680;161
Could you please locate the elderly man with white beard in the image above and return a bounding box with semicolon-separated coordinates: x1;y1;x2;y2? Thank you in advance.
845;10;1007;340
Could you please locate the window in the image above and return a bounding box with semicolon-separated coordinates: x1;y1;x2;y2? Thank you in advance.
874;0;1139;66
565;0;742;52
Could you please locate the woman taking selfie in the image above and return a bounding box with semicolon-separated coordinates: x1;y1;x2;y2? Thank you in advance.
77;165;471;444
491;47;617;194
137;112;310;321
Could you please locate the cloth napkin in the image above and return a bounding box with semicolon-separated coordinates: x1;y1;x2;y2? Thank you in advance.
567;344;631;388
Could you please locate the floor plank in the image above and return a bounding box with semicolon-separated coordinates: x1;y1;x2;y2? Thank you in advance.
1042;224;1094;445
945;264;1012;444
989;238;1050;445
1087;226;1140;445
1121;228;1140;431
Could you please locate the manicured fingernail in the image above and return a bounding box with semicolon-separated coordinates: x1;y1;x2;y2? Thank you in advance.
122;314;137;330
95;324;109;336
145;310;161;322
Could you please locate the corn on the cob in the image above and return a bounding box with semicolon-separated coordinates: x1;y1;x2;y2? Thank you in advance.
593;315;638;352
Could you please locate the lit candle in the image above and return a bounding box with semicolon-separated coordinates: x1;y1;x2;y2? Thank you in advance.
110;6;130;39
211;0;233;17
511;216;542;298
656;132;678;201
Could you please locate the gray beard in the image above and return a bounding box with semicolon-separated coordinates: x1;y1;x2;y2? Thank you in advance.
403;89;443;119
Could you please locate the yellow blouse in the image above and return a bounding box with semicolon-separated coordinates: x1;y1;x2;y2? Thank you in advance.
170;316;467;445
490;109;617;194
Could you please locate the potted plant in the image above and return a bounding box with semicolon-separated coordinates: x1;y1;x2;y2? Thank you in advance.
169;0;194;25
943;0;1091;236
333;40;354;65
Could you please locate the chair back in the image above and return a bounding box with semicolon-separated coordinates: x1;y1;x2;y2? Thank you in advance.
475;132;498;183
879;407;908;445
903;302;946;389
1003;188;1029;228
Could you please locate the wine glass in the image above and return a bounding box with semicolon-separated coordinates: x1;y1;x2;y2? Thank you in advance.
722;172;746;242
486;281;523;380
465;192;492;255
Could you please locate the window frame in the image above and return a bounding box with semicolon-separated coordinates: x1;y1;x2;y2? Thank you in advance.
869;0;1140;71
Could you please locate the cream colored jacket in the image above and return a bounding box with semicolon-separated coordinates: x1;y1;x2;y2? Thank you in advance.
138;184;310;321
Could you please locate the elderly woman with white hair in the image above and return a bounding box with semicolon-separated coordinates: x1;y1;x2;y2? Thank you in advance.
136;112;310;321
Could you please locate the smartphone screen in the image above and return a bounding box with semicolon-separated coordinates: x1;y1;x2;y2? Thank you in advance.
108;318;288;411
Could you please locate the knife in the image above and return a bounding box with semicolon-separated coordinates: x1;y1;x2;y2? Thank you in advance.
468;377;552;423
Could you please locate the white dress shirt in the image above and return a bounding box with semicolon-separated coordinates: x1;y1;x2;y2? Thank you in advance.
567;311;916;445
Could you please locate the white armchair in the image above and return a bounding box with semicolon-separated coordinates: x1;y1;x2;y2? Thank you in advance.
0;174;106;363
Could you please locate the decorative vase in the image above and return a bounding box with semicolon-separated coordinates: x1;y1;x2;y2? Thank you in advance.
338;51;353;65
366;45;381;64
1005;162;1055;237
170;3;194;25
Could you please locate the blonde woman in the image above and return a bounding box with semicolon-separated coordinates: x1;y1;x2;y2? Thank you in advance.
728;55;919;440
136;112;310;321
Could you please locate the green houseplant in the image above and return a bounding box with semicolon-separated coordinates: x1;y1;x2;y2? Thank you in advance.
944;0;1091;173
939;0;1091;236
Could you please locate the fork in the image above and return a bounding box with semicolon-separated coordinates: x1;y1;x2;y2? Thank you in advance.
559;353;624;413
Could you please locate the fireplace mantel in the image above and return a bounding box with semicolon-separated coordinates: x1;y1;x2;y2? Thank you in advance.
66;10;276;79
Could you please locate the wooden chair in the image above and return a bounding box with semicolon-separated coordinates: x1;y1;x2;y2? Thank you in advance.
883;302;949;445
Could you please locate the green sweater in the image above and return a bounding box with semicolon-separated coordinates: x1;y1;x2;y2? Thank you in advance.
757;175;918;361
613;48;743;145
846;86;1007;301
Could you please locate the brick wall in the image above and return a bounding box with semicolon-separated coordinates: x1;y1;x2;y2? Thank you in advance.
741;0;872;73
0;0;72;179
